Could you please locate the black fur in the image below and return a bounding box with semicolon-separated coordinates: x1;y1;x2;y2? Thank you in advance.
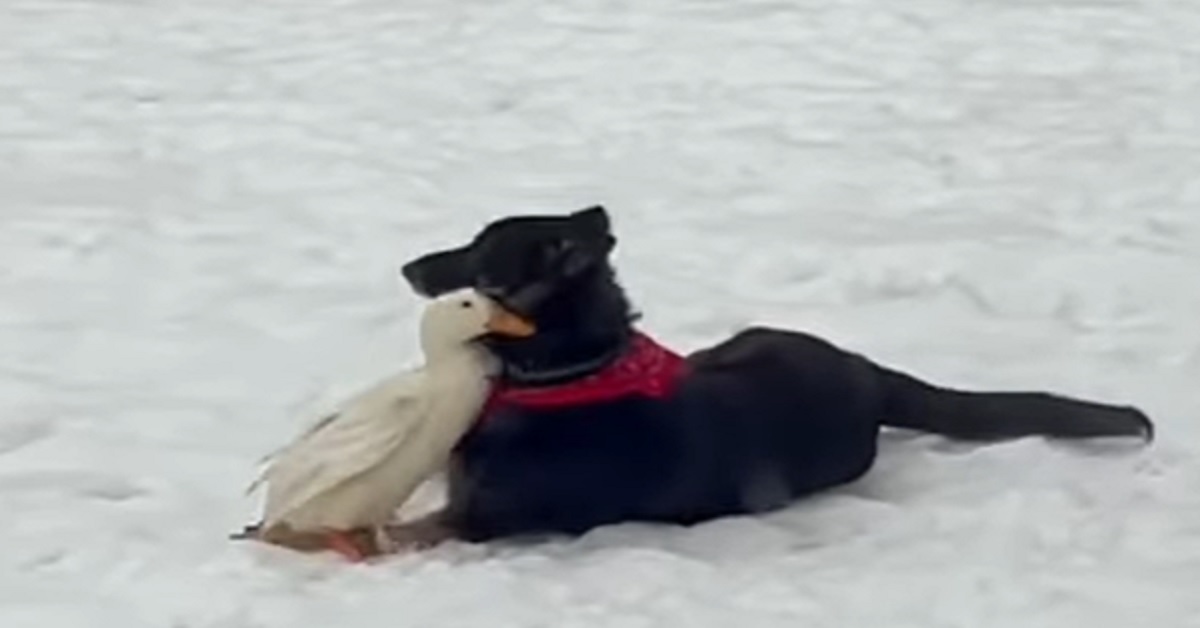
401;206;1154;542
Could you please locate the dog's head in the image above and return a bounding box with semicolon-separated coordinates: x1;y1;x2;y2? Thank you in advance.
401;206;616;318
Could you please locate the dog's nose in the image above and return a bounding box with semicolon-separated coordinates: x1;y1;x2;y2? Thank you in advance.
400;262;428;293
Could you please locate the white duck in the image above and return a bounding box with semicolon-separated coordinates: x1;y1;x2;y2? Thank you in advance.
239;287;534;560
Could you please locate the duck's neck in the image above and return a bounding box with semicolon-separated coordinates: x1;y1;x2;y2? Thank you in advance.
423;343;496;380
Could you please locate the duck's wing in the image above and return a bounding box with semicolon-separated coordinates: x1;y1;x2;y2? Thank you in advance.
244;410;339;497
255;372;432;526
246;369;421;493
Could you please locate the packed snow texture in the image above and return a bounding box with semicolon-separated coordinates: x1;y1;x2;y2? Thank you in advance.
2;0;1198;626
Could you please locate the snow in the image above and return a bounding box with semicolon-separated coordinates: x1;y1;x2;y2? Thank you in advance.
1;0;1197;625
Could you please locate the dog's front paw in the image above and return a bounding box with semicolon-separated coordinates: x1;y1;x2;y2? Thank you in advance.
377;517;454;554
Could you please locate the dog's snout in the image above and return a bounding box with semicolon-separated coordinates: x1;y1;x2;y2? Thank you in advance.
400;262;429;294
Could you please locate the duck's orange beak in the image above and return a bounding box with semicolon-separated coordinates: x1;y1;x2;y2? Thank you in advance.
485;302;537;338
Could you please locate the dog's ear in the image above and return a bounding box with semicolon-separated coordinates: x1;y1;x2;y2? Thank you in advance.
569;205;610;236
567;204;616;250
571;205;609;229
554;205;615;277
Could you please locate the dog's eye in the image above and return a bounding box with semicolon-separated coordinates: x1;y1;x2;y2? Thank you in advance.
546;239;571;259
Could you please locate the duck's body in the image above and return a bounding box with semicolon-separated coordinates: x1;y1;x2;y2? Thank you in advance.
242;288;533;559
257;348;494;532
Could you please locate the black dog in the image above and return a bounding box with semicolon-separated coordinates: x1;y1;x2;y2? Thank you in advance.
398;206;1153;544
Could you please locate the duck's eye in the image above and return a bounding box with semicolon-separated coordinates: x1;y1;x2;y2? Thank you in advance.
460;300;473;308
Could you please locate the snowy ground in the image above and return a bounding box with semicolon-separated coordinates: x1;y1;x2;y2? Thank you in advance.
2;0;1198;625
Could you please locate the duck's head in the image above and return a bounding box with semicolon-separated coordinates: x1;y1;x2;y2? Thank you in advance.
418;288;537;359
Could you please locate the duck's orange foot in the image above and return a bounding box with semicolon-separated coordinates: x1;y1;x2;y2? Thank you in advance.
323;529;375;562
233;522;380;562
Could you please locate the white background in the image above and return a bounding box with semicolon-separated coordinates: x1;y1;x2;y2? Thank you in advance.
1;0;1196;626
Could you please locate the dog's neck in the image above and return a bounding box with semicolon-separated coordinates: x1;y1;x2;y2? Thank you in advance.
484;271;636;387
496;337;629;385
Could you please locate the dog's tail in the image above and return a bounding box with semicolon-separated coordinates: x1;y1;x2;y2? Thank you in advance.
877;367;1154;442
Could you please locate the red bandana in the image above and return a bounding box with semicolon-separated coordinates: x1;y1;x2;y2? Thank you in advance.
482;332;687;418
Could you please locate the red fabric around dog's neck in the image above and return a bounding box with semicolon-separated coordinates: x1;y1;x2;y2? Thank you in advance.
482;332;686;417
